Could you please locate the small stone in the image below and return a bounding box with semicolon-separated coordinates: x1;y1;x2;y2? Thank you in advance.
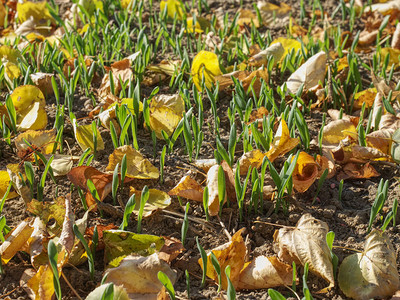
323;205;336;219
288;213;300;224
330;183;336;189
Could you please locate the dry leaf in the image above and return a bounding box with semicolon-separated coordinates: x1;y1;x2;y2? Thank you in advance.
72;119;105;153
266;118;299;162
337;162;380;181
86;284;130;300
392;23;400;49
292;152;319;193
129;187;171;217
15;129;57;160
158;236;185;263
106;145;159;180
104;253;177;296
0;170;19;200
248;43;284;67
199;228;247;290
237;256;293;290
257;1;291;25
284;51;326;95
323;119;357;145
273;214;334;290
148;94;185;138
238;150;266;176
168;175;204;202
0;218;34;264
30;73;54;97
338;229;399;300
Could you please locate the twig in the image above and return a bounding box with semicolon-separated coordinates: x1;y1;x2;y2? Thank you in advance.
0;287;18;298
254;220;296;229
284;285;301;300
62;271;83;300
332;245;363;253
163;210;217;229
217;215;232;240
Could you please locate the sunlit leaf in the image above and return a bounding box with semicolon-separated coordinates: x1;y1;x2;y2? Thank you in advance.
129;187;171;217
191;50;222;91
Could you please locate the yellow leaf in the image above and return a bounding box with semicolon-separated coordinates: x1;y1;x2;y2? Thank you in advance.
149;94;185;138
237;9;259;28
18;102;48;131
15;129;58;158
160;0;185;20
266;119;299;162
106;145;159;179
353;88;377;109
72;119;105;153
258;2;291;25
238;150;266;175
0;45;21;64
11;85;45;114
271;37;302;61
191;50;222;91
26;265;55;299
379;48;400;70
292;152;319;193
186;16;211;33
4;61;20;82
322;119;357;145
0;170;18;200
17;1;54;24
0;218;34;264
130;188;171;217
199;228;247;290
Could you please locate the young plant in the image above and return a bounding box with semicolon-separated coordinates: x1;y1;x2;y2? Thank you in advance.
112;163;120;205
302;263;313;300
338;179;344;202
210;252;222;292
268;289;287;300
196;236;208;288
48;240;61;300
119;194;136;230
225;265;236;300
181;202;190;247
218;165;226;215
185;269;190;298
381;198;398;232
37;155;55;201
368;179;389;233
160;145;167;184
312;168;329;204
326;231;339;279
157;271;176;300
203;186;209;221
137;185;149;233
235;162;252;222
73;224;95;280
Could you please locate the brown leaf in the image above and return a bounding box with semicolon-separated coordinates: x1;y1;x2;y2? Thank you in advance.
292;152;319;193
267;118;299;162
158;236;184;263
168;175;203;202
273;214;334;290
337;162;380;181
238;149;266;176
85;224;118;251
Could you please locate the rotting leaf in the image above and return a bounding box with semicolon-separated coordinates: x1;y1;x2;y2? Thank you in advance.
338;229;400;300
273;213;335;291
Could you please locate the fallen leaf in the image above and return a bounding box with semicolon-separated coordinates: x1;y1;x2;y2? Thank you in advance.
273;213;334;290
367;129;393;155
338;229;399;300
45;154;76;177
72;119;105;153
86;283;130;300
191;50;222;91
103;230;164;263
392;23;400;49
238;9;259;28
11;85;47;131
270;37;302;62
168;175;204;202
0;170;19;200
337;162;380;181
266;118;299;163
106;145;159;180
158;236;184;263
353;88;377;109
292;152;319;193
238;150;266;175
199;228;247;290
237;256;293;290
248;43;284;67
129;187;171;217
15;129;57;160
257;1;291;25
67;166;118;208
30;72;54;97
216;67;269;94
160;0;185;20
323;119;357;145
0;218;34;264
17;1;54;23
105;253;177;297
284;51;326;95
148;94;185;138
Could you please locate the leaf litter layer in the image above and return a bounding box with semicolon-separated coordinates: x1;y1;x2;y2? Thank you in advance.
1;0;400;299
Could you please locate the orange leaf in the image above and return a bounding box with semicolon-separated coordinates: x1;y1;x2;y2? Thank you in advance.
267;119;299;162
292;152;319;193
168;175;203;202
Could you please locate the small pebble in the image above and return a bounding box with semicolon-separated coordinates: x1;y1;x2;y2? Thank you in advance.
330;183;336;189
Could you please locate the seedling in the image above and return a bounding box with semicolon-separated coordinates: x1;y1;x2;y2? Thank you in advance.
312;168;329;204
101;283;114;300
338;179;344;202
268;289;287;300
37;155;54;201
196;236;208;288
210;251;222;292
381;198;398;232
112;163;120;205
203;186;209;221
137;185;149;233
326;231;339;279
157;271;176;300
48;240;61;300
160;145;167;184
225;265;236;300
73;224;95;280
368;179;389;233
218;165;226;215
181;202;190;247
235;162;252;222
119;194;136;230
302;263;313;300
